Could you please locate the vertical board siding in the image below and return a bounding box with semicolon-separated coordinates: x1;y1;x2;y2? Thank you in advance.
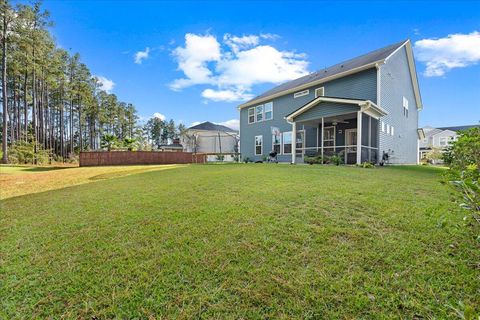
379;46;419;164
79;151;206;166
240;68;377;162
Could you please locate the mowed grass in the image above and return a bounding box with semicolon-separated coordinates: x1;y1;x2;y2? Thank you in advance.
0;164;183;200
0;164;478;318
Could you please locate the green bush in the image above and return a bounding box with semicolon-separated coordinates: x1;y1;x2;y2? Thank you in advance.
357;161;375;168
330;155;343;166
304;156;322;165
8;141;51;165
215;154;225;162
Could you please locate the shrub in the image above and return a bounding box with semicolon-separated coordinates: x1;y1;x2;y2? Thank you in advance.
357;161;375;168
243;157;251;163
215;154;225;162
304;156;322;165
330;155;343;166
444;128;480;224
8;141;51;165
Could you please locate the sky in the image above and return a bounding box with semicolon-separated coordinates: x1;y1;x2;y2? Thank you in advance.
37;0;480;130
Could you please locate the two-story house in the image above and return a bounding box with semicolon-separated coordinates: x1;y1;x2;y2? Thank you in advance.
419;125;479;160
238;40;422;164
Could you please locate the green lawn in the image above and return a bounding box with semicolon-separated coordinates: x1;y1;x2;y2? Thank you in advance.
0;164;478;318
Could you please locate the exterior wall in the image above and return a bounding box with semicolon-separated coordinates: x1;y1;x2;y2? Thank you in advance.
293;102;359;122
379;46;419;164
240;68;377;162
431;130;457;148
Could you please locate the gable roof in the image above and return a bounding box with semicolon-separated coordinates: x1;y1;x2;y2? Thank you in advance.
188;121;236;132
238;39;422;110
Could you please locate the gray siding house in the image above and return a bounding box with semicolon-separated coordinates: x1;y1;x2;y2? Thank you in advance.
238;40;422;164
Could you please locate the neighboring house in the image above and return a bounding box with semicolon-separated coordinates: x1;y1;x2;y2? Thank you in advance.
419;125;479;160
181;121;239;161
238;40;422;164
158;138;184;152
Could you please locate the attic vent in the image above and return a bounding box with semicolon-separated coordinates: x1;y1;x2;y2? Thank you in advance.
293;89;309;98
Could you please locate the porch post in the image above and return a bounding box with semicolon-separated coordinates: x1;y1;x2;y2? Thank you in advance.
291;121;297;164
356;111;362;165
321;117;324;159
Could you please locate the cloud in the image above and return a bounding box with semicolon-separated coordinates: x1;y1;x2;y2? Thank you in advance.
201;88;253;102
134;47;150;64
95;76;115;92
414;31;480;77
170;33;309;102
218;119;239;131
153;112;166;121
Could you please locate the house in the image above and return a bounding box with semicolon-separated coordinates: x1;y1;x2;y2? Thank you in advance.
238;40;422;164
180;121;239;161
158;138;184;152
419;125;479;160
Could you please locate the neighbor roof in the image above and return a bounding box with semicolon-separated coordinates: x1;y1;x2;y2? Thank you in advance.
437;125;479;132
238;39;421;109
188;121;236;132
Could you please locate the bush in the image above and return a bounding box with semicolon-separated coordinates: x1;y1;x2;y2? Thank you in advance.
243;157;251;163
330;155;343;166
215;154;225;162
357;161;375;168
8;141;51;165
304;156;322;165
444;128;480;224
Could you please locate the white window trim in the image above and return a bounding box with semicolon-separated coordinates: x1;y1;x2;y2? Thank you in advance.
381;121;385;132
264;102;273;121
282;131;292;155
315;87;325;98
255;135;263;155
272;133;282;155
248;107;255;124
386;124;390;135
391;126;394;136
294;89;309;98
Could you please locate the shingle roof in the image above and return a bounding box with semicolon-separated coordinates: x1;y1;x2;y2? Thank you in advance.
188;121;236;132
243;40;408;107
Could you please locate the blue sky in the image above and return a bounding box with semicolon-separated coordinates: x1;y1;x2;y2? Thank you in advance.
40;0;480;129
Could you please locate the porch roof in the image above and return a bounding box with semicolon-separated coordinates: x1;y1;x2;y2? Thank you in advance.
285;96;388;122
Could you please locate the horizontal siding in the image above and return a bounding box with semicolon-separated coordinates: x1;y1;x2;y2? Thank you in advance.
379;46;419;164
240;68;377;162
293;102;359;122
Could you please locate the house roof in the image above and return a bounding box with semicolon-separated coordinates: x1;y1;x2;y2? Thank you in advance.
437;125;479;132
188;121;237;132
285;96;387;122
239;39;416;109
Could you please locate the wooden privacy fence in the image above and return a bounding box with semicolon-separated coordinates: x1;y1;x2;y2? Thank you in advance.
79;151;206;166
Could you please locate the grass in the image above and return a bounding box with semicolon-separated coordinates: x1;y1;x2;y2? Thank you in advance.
0;164;478;318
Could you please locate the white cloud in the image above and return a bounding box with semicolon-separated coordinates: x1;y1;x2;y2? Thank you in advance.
153;112;166;121
201;88;253;102
218;119;239;131
414;31;480;77
134;47;150;64
95;76;115;92
170;33;221;90
170;33;309;102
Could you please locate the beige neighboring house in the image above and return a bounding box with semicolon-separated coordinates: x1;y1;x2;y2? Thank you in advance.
181;122;239;161
419;125;479;161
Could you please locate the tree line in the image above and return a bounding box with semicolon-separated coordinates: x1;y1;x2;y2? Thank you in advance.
0;0;142;163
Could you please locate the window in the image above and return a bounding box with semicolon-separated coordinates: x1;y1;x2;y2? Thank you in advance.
294;89;309;98
248;107;255;124
403;96;409;118
264;102;273;120
386;124;390;135
391;126;394;136
315;87;325;98
256;105;264;122
439;137;447;146
272;134;281;154
282;131;292;154
381;121;385;132
323;127;335;147
255;135;263;155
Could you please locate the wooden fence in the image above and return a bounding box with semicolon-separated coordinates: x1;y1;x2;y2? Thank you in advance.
79;151;206;166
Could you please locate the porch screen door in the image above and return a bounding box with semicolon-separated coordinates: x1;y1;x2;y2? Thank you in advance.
345;129;357;164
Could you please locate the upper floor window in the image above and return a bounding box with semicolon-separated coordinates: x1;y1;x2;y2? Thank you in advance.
315;87;325;98
248;107;255;124
256;105;264;122
403;96;409;118
264;102;273;120
293;89;309;98
248;102;273;124
381;121;385;132
439;137;447;146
